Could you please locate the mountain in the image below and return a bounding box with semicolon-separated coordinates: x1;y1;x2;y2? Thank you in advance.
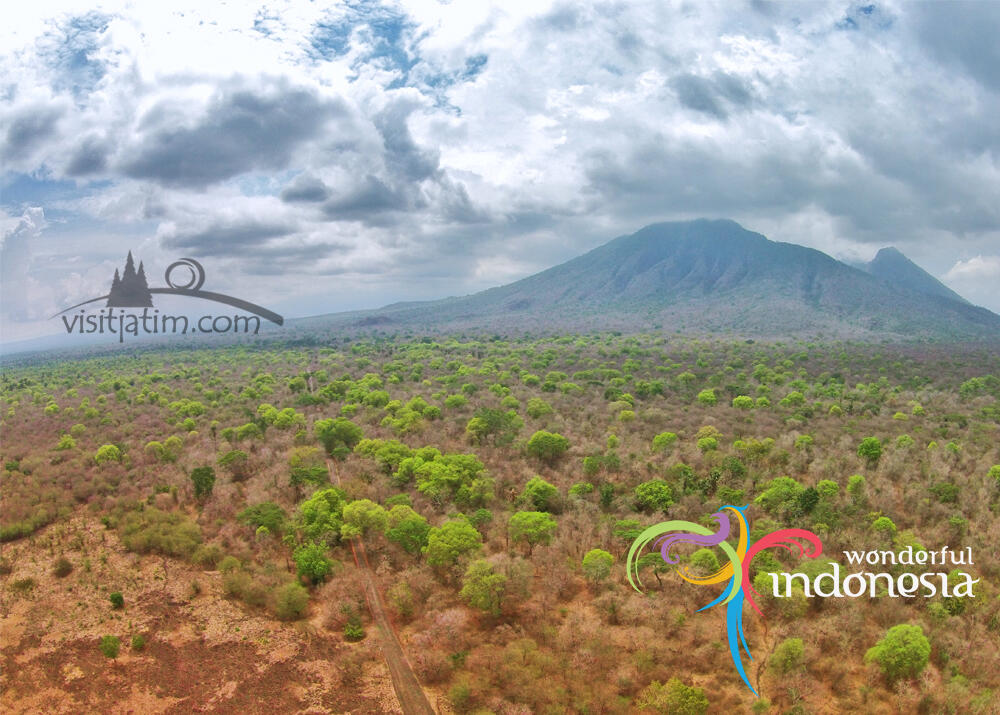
296;219;999;341
863;246;969;304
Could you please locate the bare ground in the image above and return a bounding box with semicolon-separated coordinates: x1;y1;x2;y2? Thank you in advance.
0;516;399;714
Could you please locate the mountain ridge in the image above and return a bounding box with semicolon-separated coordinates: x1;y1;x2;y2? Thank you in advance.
863;246;969;304
300;219;999;341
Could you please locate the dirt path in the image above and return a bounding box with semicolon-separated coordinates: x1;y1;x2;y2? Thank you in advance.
328;460;437;715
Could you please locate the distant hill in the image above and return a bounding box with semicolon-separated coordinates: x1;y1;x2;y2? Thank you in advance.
299;219;1000;341
863;246;969;304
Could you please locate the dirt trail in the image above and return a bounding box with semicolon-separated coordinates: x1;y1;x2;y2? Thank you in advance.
329;460;436;715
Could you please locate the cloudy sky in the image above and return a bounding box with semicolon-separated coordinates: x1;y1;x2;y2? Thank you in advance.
2;0;999;343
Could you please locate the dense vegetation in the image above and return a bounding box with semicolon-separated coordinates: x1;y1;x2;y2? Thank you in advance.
2;334;998;712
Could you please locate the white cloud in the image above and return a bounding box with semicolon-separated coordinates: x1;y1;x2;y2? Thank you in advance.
945;255;1000;281
943;255;1000;313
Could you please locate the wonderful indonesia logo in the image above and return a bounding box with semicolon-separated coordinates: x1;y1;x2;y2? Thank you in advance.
52;252;283;342
625;505;978;696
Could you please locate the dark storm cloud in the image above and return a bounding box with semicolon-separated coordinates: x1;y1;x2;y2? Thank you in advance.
670;74;728;119
65;135;110;176
280;173;330;203
240;241;354;275
374;101;440;182
580;136;902;229
911;2;1000;93
669;72;755;120
438;180;490;225
321;175;411;223
712;72;754;106
1;105;63;162
161;219;297;256
120;82;346;188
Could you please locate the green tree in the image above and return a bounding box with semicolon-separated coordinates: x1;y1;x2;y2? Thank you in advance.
190;466;216;501
314;417;363;458
734;437;775;463
94;444;123;464
424;520;483;567
689;548;719;575
613;519;643;547
525;398;554;418
865;624;931;682
507;511;557;555
237;502;286;535
525;430;570;465
651;431;678;452
99;635;121;659
290;463;328;494
465;408;523;446
771;637;805;674
696;389;717;406
872;515;897;539
145;440;165;461
581;549;614;584
847;474;867;505
754;476;804;518
857;437;883;465
385;505;430;555
295;488;347;544
443;393;467;409
676;371;697;392
634;479;674;512
779;390;806;407
217;449;250;480
796;486;819;514
293;542;334;585
460;559;507;616
235;423;263;442
274;582;310;620
52;557;73;577
988;464;1000;483
636;678;709;714
406;452;493;508
732;395;754;410
816;479;839;500
355;438;414;474
468;508;493;530
341;499;389;539
696;436;718;453
117;509;201;559
519;476;559;511
464;417;489;445
636;552;671;588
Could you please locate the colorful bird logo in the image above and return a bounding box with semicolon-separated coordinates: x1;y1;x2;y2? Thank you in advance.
625;505;823;696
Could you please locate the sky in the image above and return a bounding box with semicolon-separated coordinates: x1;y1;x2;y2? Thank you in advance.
2;0;1000;343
